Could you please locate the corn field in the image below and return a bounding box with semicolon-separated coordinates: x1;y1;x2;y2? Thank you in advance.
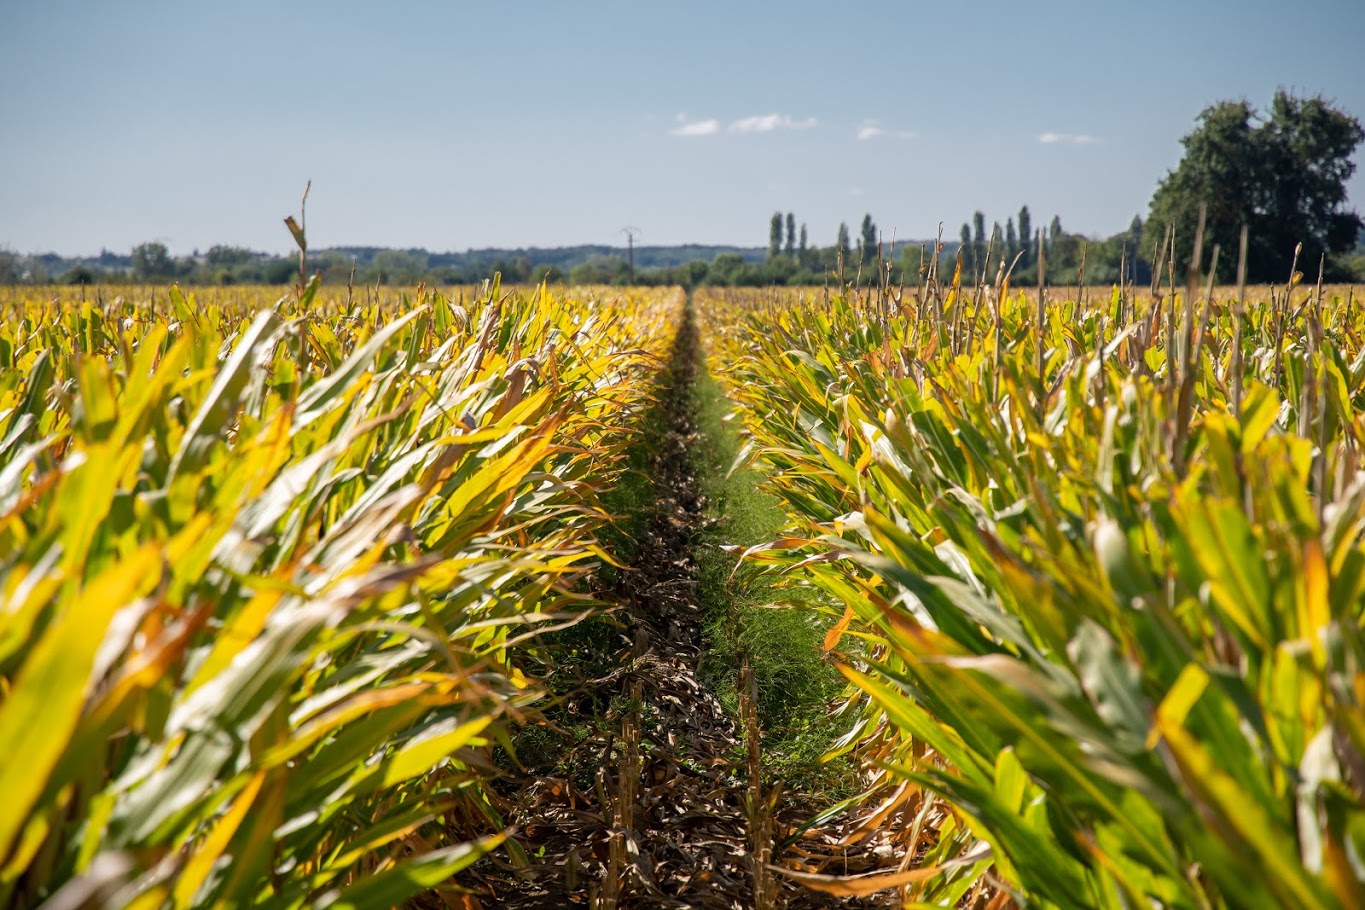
697;264;1365;907
6;264;1365;908
0;280;678;908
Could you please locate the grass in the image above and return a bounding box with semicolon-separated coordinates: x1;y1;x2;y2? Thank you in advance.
500;299;866;833
690;364;863;802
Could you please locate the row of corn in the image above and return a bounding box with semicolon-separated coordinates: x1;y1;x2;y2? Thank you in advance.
698;273;1365;907
0;281;679;908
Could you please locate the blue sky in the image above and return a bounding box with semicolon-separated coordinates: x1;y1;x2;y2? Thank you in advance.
3;0;1363;256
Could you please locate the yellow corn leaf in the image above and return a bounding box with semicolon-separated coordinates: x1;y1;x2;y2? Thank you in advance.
0;544;161;859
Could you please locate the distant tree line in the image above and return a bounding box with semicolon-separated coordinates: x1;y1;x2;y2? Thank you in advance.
944;206;1151;288
782;89;1364;289
744;88;1364;289
0;243;757;288
3;91;1359;290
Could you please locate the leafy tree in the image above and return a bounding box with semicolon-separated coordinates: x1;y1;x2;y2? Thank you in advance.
569;255;626;285
836;222;851;262
205;245;254;268
1127;214;1144;252
64;265;96;285
679;260;711;288
769;212;784;259
785;212;796;258
972;211;986;266
859;214;877;262
131;242;174;281
959;223;971;259
1346;240;1365;280
1121;215;1153;284
1148;90;1363;281
264;257;299;284
1049;223;1081;273
1018;206;1032;268
799;223;818;269
487;255;531;284
25;257;51;283
1005;217;1018;263
710;252;748;285
364;249;430;285
0;248;20;284
898;244;921;281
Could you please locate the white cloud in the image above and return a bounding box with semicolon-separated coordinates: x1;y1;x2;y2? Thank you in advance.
857;119;915;141
668;112;818;137
1038;132;1099;145
670;118;720;137
857;121;885;141
728;113;818;133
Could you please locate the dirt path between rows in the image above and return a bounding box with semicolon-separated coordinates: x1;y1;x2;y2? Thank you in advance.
464;302;894;909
